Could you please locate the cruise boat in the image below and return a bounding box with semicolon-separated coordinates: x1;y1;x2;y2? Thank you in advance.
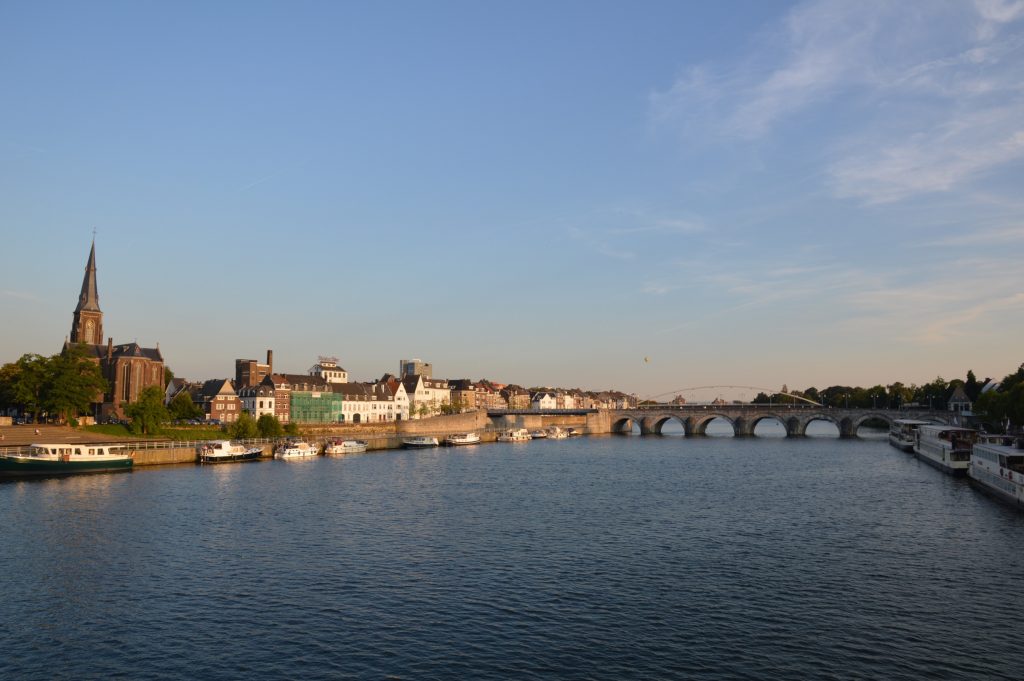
497;428;532;442
529;429;548;439
274;440;320;459
0;443;133;477
445;432;481;446
969;436;1024;510
913;425;977;476
402;436;439;449
546;427;569;440
324;439;367;454
888;419;931;452
198;440;263;464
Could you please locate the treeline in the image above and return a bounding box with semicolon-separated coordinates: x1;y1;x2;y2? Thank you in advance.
752;364;1024;428
0;345;107;424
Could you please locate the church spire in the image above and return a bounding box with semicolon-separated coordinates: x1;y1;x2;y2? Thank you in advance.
70;238;103;345
75;239;101;313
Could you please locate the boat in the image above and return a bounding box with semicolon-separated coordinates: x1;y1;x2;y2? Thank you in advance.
198;440;263;464
274;440;320;459
913;424;977;476
445;432;481;446
0;443;133;477
529;429;548;439
566;427;582;437
969;436;1024;510
324;439;367;454
546;427;569;439
402;436;439;448
497;428;532;442
888;419;931;452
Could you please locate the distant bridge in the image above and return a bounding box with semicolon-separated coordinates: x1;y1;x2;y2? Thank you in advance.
608;405;953;438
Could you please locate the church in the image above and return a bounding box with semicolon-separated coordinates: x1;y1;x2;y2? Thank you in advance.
66;241;165;420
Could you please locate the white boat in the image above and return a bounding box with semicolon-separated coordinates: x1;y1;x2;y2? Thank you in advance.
324;439;367;454
274;440;320;459
529;429;548;439
888;419;931;452
913;425;977;476
497;428;531;442
445;432;481;446
566;427;582;437
402;436;439;448
546;427;569;439
969;436;1024;510
0;443;133;477
198;440;263;464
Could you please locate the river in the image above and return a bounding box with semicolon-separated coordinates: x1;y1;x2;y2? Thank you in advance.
2;423;1022;680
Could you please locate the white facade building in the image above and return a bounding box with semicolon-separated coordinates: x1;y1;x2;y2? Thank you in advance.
309;356;349;384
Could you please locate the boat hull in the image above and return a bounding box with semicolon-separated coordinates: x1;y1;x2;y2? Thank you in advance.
402;440;439;449
200;450;262;464
888;435;915;452
0;456;133;477
914;450;968;477
968;470;1024;510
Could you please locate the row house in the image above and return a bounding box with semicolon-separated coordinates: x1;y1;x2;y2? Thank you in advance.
449;379;477;412
189;379;242;423
474;382;508;410
381;374;410;421
238;383;276;420
501;386;531;410
531;392;557;410
402;374;451;419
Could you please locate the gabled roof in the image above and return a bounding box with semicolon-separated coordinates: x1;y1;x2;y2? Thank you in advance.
200;378;236;398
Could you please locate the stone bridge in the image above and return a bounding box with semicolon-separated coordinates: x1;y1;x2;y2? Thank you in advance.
607;405;951;438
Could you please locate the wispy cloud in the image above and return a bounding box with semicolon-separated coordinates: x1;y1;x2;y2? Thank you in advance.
932;225;1024;246
1;290;40;301
650;0;1024;204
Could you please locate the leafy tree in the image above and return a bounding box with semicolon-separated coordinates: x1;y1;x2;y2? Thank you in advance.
284;422;300;436
7;354;50;421
44;344;108;423
164;366;175;387
976;363;1024;429
964;370;982;402
168;391;203;421
257;414;284;438
124;386;170;435
229;411;258;439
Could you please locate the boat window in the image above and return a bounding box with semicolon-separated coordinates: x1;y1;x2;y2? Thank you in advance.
75;449;82;455
88;449;94;455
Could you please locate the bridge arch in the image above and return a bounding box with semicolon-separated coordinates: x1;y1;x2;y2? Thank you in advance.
690;413;736;436
611;417;637;434
647;413;688;436
749;413;792;437
795;412;842;437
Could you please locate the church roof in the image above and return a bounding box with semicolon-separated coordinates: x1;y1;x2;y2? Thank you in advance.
75;241;101;313
72;341;163;362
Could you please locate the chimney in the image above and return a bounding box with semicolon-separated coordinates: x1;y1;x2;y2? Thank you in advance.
267;349;273;372
106;337;113;360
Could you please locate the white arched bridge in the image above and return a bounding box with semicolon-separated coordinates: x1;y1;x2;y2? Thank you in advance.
608;405;952;438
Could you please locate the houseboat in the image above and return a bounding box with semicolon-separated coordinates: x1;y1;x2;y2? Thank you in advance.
889;419;931;452
402;436;439;449
445;432;481;446
198;440;263;464
497;428;532;442
274;440;320;459
0;443;133;477
324;439;367;454
969;436;1024;510
913;425;977;476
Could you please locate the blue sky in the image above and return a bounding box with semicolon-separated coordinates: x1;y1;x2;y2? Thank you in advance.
2;0;1023;400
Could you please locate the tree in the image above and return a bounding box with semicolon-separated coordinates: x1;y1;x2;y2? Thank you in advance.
124;386;170;435
229;412;258;439
44;344;108;423
6;354;50;421
964;370;982;402
284;422;300;436
256;414;284;438
164;366;175;388
168;391;203;421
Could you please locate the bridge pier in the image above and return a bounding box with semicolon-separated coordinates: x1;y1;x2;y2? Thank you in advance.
640;417;659;436
733;417;755;437
786;417;805;437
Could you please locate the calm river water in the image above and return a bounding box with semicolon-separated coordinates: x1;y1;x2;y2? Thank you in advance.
2;423;1023;680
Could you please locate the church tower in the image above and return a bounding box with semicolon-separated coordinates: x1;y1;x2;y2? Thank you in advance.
70;240;103;345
